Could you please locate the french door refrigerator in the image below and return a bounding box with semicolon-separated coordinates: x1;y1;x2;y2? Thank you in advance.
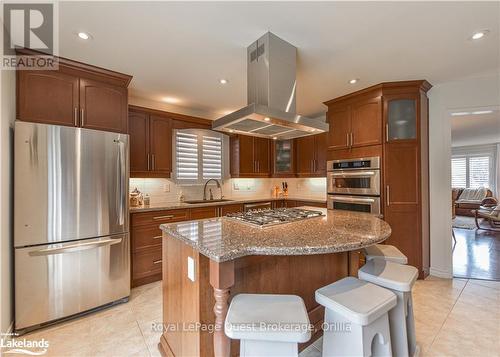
14;121;130;333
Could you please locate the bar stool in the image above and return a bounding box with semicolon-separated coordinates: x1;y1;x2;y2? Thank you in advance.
224;294;311;356
364;244;408;264
315;277;396;357
359;260;418;357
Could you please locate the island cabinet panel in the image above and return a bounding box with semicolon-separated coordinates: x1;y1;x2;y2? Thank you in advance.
159;240;349;357
16;50;132;133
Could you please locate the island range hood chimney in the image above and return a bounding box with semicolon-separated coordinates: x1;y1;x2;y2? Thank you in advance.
212;32;328;139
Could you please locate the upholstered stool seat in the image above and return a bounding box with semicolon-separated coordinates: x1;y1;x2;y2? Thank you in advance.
364;244;408;264
359;260;419;357
315;277;396;357
225;294;311;356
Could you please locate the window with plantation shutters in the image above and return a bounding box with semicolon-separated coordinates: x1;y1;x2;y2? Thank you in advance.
174;129;228;184
451;147;494;189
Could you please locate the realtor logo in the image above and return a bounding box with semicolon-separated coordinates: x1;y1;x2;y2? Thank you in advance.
2;2;58;70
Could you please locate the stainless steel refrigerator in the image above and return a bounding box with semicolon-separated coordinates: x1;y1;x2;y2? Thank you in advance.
14;121;130;333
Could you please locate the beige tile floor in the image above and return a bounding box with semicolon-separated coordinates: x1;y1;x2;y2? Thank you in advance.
6;277;500;357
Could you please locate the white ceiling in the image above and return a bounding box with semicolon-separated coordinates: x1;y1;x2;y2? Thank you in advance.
451;109;500;147
58;1;500;119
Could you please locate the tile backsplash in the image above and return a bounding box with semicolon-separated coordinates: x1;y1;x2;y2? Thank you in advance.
129;177;326;205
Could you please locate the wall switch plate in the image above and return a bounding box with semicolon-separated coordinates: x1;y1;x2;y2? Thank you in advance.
163;183;170;192
187;256;195;282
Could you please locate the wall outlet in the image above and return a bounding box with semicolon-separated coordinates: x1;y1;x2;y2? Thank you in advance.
187;256;195;282
163;183;170;192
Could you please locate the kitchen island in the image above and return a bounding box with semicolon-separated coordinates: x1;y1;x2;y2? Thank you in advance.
158;208;391;357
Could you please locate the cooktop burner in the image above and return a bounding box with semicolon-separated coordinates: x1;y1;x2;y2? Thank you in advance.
225;208;325;228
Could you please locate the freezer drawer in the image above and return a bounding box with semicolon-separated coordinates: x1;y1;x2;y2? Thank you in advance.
15;234;130;331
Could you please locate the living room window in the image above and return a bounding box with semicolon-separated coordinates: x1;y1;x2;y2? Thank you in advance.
452;149;494;189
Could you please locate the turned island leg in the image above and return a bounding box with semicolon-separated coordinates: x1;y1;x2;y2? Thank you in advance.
209;260;235;357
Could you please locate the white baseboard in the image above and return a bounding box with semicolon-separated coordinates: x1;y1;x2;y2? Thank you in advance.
430;267;453;279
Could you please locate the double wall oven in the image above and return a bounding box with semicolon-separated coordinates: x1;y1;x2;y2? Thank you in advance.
327;157;381;215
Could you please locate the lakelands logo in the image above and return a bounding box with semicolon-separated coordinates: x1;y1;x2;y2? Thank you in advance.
2;2;58;70
1;333;49;355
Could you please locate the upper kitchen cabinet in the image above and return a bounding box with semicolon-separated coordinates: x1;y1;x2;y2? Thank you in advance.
295;133;327;177
128;105;212;178
79;78;128;133
325;93;382;151
17;71;79;127
230;134;271;177
272;139;295;177
16;49;132;133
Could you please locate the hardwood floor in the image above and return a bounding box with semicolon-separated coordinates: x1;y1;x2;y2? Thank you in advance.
453;226;500;280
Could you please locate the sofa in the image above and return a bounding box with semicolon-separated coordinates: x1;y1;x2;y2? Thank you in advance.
452;187;495;217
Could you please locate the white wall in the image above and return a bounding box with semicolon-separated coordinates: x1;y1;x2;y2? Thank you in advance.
0;68;16;334
428;74;500;278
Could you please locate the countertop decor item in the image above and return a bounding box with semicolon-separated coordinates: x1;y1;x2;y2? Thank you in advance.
129;187;144;207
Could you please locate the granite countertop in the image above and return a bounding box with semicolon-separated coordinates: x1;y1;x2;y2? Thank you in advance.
130;196;327;213
160;207;391;262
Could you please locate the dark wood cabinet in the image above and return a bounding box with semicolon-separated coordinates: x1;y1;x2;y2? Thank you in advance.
230;134;271;177
17;70;79;127
79;78;128;133
296;133;327;177
128;106;212;178
325;80;431;278
16;50;131;133
325;94;382;150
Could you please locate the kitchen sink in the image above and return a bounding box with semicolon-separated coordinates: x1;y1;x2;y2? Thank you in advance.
183;199;234;204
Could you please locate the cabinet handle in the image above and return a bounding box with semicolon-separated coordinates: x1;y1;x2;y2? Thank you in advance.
151;153;155;170
147;154;151;170
385;124;389;142
74;108;78;126
346;133;349;147
386;185;390;206
80;108;84;127
350;133;354;146
153;259;162;265
153;235;162;240
153;214;174;221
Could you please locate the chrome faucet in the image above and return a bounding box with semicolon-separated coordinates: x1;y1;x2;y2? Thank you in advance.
203;179;222;201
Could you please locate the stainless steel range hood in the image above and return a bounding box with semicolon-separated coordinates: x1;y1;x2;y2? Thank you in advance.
212;32;328;140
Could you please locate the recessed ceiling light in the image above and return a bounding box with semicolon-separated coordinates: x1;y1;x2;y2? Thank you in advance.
162;96;180;104
272;137;277;140
472;110;493;115
77;32;91;40
451;112;470;116
219;79;228;84
471;30;489;40
349;78;359;84
264;117;270;121
228;129;234;133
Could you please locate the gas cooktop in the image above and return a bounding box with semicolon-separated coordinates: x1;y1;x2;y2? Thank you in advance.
225;208;325;228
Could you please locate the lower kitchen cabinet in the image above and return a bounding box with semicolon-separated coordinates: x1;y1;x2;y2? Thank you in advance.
130;199;327;287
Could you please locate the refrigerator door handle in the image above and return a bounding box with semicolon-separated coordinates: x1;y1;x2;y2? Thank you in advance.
29;237;123;256
115;138;126;226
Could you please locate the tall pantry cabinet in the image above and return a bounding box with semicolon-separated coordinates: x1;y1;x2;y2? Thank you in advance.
325;81;432;278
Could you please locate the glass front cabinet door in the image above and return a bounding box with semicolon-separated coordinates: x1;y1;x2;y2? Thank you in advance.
385;95;418;141
273;139;294;176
